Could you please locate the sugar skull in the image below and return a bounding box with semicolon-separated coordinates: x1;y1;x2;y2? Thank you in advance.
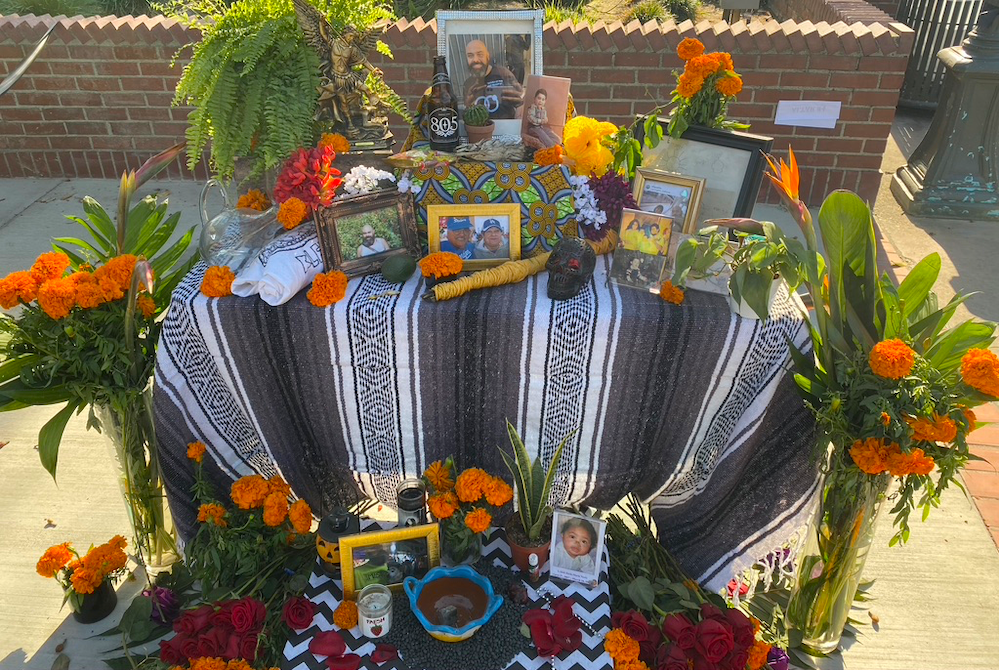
546;237;596;300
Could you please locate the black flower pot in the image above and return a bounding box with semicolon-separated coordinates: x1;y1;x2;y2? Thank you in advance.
72;580;117;624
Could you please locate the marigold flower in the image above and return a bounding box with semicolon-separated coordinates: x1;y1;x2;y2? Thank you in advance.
869;338;915;380
187;440;207;463
849;437;897;475
37;277;77;320
307;270;348;307
201;265;235;298
225;661;253;670
231;474;271;509
748;640;773;670
618;661;649;670
93;254;137;295
659;280;685;305
289;499;313;534
454;468;489;503
277;197;309;230
464;507;492;534
964;408;978;432
427;491;459;520
424;460;454;491
29;252;70;284
36;543;73;578
189;659;226;670
604;628;640;663
0;270;39;308
319;133;351;154
236;189;272;212
887;447;935;477
676;71;704;99
136;294;156;318
533;145;564;167
961;348;999;398
713;51;735;72
685;54;723;79
676;37;705;60
198;503;228;527
881;412;891;427
484;477;513;507
268;475;292;497
70;566;100;594
263;491;290;527
715;73;743;97
333;599;359;629
72;272;107;309
906;412;957;444
418;252;463;279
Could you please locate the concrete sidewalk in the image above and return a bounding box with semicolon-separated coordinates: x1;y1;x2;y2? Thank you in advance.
2;111;999;669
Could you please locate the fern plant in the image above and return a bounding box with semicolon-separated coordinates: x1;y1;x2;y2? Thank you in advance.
165;0;404;180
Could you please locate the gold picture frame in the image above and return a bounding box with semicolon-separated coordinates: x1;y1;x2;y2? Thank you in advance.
339;523;441;600
631;168;706;235
427;203;522;271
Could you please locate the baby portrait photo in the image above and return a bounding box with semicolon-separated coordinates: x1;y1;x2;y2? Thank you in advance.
549;510;606;585
520;74;571;150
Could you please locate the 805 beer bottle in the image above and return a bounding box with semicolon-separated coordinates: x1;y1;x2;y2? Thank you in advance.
427;56;459;152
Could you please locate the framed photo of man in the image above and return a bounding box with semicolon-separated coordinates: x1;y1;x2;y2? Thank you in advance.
437;10;544;137
631;168;706;235
426;203;522;270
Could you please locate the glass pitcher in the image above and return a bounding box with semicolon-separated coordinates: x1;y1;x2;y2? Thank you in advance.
198;179;281;274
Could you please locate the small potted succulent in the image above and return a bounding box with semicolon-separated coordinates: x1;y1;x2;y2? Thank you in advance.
463;104;495;144
498;420;573;572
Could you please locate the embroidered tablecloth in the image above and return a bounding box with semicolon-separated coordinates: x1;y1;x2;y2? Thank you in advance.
154;258;818;592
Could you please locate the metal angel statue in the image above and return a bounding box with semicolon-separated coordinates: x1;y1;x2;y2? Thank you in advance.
291;0;392;148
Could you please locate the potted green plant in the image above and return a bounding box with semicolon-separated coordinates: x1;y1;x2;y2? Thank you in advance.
463;104;495;144
498;420;572;572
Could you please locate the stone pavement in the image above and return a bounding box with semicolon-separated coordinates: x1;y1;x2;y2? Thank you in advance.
1;112;999;669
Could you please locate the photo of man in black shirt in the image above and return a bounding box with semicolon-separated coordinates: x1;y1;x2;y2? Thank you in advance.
461;39;524;120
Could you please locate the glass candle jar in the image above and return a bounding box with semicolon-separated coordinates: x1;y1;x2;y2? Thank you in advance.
396;478;426;528
357;584;392;639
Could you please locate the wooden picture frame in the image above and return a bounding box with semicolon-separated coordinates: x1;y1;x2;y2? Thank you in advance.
427;203;522;271
631;168;706;235
315;189;421;278
339;523;441;600
634;120;773;222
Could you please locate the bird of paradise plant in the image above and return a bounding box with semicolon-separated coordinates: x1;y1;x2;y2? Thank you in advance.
754;147;998;655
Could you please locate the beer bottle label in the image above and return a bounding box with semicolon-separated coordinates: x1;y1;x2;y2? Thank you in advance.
428;107;459;143
432;72;450;86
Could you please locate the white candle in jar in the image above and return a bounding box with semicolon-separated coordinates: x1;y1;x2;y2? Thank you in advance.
357;584;392;639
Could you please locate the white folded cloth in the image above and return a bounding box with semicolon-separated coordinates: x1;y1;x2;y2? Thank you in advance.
231;222;325;306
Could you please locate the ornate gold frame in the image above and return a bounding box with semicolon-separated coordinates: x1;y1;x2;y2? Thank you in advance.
339;523;441;600
631;168;707;235
426;203;522;271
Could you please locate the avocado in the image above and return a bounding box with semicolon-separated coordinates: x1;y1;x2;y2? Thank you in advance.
381;254;417;283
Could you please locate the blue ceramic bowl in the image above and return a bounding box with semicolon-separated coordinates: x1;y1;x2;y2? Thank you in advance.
402;565;504;642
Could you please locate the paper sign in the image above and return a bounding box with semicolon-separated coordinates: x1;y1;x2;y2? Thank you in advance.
775;100;842;129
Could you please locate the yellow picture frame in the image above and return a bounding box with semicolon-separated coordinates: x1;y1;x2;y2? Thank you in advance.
631;168;706;235
339;523;441;600
427;203;522;271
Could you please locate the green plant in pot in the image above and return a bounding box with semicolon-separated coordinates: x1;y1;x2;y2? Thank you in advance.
498;420;573;572
463;103;495;144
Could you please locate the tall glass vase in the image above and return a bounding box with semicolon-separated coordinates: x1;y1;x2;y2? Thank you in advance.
787;456;888;655
440;519;482;567
98;385;179;571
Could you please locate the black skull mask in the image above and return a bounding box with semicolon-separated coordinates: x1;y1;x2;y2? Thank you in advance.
546;237;596;301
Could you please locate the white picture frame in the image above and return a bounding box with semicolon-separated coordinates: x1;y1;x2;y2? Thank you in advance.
437;10;544;137
548;510;606;586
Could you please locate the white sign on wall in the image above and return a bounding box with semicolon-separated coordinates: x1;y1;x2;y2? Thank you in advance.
775;100;842;129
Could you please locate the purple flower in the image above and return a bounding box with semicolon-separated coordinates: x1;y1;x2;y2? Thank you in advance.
767;646;790;670
588;171;637;237
142;586;180;626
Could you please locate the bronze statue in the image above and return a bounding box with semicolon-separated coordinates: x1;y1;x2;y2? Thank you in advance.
291;0;392;149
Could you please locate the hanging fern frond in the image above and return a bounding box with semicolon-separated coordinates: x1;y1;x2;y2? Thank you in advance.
366;71;412;126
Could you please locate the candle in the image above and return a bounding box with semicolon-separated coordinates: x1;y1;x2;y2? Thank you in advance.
357;584;392;639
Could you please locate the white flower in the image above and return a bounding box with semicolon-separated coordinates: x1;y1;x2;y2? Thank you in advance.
570;176;605;230
341;165;396;197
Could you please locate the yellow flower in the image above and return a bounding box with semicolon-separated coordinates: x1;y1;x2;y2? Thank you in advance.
236;189;271;212
0;270;39;308
29;252;70;284
198;503;228;527
37;277;77;320
136;294;156;318
604;628;640;663
424;460;455;491
748;640;773;670
562;116;617;177
454;468;489;503
319;133;351;154
715;72;743;97
906;412;957;443
676;37;704;60
263;491;289;527
676;71;704;99
533;145;564;167
418;252;463;279
868;338;915;380
93;254;137;295
428;491;459;520
277;197;309;230
230;474;270;509
849;437;896;475
334;599;359;628
483;477;513;507
36;543;74;578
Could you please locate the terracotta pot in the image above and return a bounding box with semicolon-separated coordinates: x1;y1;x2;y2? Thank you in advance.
71;579;117;624
505;517;551;573
465;122;495;144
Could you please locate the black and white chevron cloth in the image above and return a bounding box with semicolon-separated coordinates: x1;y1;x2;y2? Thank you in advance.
282;523;612;670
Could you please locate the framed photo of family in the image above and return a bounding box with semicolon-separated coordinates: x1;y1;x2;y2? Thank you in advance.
339;523;441;600
631;168;705;234
635;120;773;221
426;203;522;270
437;10;544;137
549;510;606;586
315;189;421;278
610;208;674;292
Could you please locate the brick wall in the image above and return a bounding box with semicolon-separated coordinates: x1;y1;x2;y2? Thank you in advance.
768;0;898;26
0;10;913;205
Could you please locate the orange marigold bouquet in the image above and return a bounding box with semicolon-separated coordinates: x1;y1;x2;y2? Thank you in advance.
666;37;748;138
0;146;196;566
422;457;513;564
37;535;128;611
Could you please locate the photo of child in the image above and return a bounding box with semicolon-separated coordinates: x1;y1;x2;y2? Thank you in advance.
549;510;606;585
520;74;571;150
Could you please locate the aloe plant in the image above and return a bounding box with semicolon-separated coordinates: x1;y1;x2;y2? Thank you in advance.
498;420;573;543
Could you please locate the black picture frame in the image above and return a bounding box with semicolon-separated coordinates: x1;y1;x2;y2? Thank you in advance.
315;189;421;278
634;118;774;222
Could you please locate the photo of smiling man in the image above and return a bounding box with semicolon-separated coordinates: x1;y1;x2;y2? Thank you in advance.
460;38;524;119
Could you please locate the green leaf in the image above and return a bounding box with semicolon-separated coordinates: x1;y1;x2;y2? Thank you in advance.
926;320;997;371
739;272;774;320
627;576;656;611
150;227;197;280
64;215;114;255
52;236;107;260
897;253;940;319
0;380;72;405
818;191;874;330
0;354;39;384
38;401;79;480
82;196;117;245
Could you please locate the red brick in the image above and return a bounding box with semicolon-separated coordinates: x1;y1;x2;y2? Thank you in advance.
858;55;908;72
120;77;167;91
78;78;122;92
585;101;633;116
837;154;883;169
3;107;44;121
970;446;999;471
972;422;999;448
22;121;66;135
58;136;94;150
15;91;59;106
614;52;661;68
59;92;104;107
830;72;879;88
845;122;892;138
30;76;79;91
86;107;130;121
41;107;81;121
592;69;636;84
869;107;897;123
975;497;999;528
103;92;148;106
742;71;780;88
839;106;871;121
754;88;802;103
68;45;112;61
808;54;860;71
729;103;776;120
45;61;95;77
964;470;999;498
138;61;180;77
817;137;864;153
864;138;888;154
851;90;900;107
780;72;830;88
128;107;172;121
2;135;51;150
64;121;109;135
974;403;999;423
113;45;163;60
110;121;153;136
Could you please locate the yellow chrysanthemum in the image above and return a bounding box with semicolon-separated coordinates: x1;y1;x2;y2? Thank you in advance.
562;116;617;177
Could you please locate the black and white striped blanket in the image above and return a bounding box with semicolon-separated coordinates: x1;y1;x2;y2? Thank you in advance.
153;258;818;591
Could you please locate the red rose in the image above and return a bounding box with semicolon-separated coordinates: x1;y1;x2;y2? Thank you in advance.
612;611;625;629
231;597;266;634
174;604;215;634
646;624;662;648
619;610;651;642
310;630;347;657
724;649;750;670
178;634;200;660
196;628;222;658
699;603;727;622
222;631;241;660
328;654;362;670
158;637;184;665
639;639;658;665
239;633;260;662
283;596;317;631
659;643;689;670
529;619;561;658
690;651;720;670
213;600;237;630
694;619;735;663
662;613;696;651
372;644;398;664
724;608;755;649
